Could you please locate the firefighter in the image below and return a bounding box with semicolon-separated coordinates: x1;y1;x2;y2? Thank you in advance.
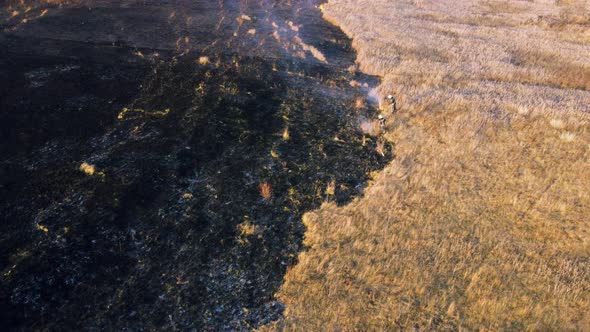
378;114;386;129
386;94;397;113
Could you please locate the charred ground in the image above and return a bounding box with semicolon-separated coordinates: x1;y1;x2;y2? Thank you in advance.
0;1;390;330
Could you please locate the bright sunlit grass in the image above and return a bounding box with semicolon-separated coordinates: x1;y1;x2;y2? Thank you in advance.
268;0;590;330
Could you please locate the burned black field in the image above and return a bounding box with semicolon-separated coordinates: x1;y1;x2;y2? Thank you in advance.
0;1;391;330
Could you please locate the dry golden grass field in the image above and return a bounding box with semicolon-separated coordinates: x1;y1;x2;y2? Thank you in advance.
265;0;590;330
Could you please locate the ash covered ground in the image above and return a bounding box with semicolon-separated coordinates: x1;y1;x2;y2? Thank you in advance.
0;1;391;330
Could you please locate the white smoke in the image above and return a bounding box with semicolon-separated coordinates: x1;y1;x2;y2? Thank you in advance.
366;87;381;108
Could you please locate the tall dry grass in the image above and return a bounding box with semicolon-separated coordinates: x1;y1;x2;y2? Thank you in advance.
266;0;590;330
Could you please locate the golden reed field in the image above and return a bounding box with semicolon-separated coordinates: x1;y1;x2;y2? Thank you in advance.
265;0;590;330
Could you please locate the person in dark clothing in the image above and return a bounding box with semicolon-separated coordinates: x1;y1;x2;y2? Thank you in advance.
378;114;386;129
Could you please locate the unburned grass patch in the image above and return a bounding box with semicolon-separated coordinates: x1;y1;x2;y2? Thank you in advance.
506;48;590;91
269;0;590;330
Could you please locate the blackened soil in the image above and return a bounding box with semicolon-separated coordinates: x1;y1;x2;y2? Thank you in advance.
0;1;392;330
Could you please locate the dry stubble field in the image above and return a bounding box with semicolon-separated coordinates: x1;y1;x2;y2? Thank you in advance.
266;0;590;330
